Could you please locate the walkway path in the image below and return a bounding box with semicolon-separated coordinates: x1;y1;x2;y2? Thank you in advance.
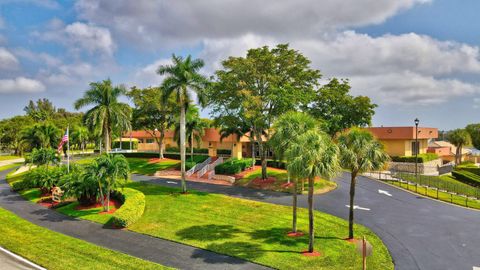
132;173;480;270
0;168;270;270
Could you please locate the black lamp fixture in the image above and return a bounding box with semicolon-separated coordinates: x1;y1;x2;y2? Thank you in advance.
414;118;419;126
414;118;419;184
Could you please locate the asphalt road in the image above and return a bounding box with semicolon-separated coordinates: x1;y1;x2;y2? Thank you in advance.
132;173;480;270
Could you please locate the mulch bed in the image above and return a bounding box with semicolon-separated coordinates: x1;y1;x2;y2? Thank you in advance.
75;199;122;214
37;198;61;208
302;251;322;257
148;158;177;164
250;177;277;188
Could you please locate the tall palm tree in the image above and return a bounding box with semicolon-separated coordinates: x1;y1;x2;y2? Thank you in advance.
174;105;208;161
287;130;340;253
94;153;130;212
74;79;132;153
448;129;472;165
270;112;319;235
157;55;209;193
338;128;389;240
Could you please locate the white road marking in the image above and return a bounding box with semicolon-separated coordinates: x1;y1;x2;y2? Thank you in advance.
345;205;371;211
378;189;392;197
473;266;480;270
166;181;178;185
0;246;47;270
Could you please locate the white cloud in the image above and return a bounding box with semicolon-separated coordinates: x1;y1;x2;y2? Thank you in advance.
14;48;61;67
75;0;430;46
37;21;115;56
41;62;94;86
0;47;19;70
133;58;171;87
0;77;46;93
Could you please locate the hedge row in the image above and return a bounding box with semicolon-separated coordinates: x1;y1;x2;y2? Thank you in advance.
255;159;287;170
110;188;146;228
112;141;138;150
391;153;439;163
121;152;209;162
11;179;35;191
215;158;254;175
451;170;480;187
165;147;231;155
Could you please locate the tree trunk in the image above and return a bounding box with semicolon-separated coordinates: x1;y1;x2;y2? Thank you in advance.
119;129;123;150
191;134;194;162
159;131;165;159
292;177;297;233
251;139;256;168
98;181;105;211
180;104;187;193
308;176;315;253
104;123;110;153
106;183;111;212
348;171;357;239
256;135;267;180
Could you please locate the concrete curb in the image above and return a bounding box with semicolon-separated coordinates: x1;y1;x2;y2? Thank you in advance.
0;246;46;270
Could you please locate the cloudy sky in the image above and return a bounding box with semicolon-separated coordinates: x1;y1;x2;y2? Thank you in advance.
0;0;479;130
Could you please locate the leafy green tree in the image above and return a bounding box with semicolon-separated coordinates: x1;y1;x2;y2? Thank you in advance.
286;130;340;253
465;124;480;149
24;98;56;122
0;115;34;155
128;86;177;158
338;128;389;239
157;55;209;193
306;78;377;137
448;129;472;165
207;44;320;180
174;105;208;161
74;79;132;153
270;111;319;235
21;122;61;151
216;115;256;167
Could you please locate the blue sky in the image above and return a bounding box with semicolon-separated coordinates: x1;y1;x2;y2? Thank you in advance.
0;0;479;130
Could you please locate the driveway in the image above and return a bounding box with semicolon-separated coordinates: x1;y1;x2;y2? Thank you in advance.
132;173;480;270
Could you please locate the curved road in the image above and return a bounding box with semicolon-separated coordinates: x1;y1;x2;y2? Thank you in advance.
132;173;480;270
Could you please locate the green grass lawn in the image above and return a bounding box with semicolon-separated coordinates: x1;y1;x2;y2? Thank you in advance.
0;163;21;172
55;181;392;270
0;207;169;270
0;155;21;161
127;158;179;175
236;167;337;194
57;201;116;224
386;180;480;209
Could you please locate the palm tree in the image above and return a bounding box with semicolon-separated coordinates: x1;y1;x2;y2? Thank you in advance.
216;115;255;166
95;153;129;212
287;130;340;253
270;112;319;235
157;55;209;193
174;106;208;161
74;79;132;153
21;122;61;150
31;147;60;171
448;129;472;165
72;126;89;153
338;128;389;240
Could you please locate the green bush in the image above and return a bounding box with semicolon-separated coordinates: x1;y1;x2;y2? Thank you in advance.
121;152;209;162
452;170;480;187
255;159;287;169
25;165;68;192
391;153;439;163
12;179;35;191
112;141;138;150
215;158;254;175
110;188;145;228
166;147;209;154
217;149;232;155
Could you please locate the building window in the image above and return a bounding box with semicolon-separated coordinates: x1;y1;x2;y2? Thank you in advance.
146;139;154;144
411;141;420;155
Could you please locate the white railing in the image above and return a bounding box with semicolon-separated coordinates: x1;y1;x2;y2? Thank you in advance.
208;170;215;180
186;164;197;177
198;157;224;179
189;157;210;177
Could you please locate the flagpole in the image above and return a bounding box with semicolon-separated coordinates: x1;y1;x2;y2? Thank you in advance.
67;125;70;173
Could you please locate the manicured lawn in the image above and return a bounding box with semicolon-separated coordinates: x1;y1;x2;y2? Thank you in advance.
127;158;179;175
0;155;21;161
0;207;169;270
0;163;21;172
386;180;480;209
57;181;393;270
236;167;337;194
57;201;116;224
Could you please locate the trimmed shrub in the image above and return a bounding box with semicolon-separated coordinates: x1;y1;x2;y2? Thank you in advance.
121;152;209;162
112;141;138;150
391;153;439;163
110;188;145;228
452;170;480;187
255;159;287;169
166;147;209;154
215;158;254;175
11;178;35;191
217;149;232;155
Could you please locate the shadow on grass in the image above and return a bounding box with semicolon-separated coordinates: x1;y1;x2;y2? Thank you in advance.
192;241;266;263
250;227;308;246
176;224;243;241
126;181;209;197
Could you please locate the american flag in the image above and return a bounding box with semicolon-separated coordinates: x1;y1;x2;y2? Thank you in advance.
57;129;69;152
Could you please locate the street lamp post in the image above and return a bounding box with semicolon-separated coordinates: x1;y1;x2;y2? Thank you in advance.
414;118;419;191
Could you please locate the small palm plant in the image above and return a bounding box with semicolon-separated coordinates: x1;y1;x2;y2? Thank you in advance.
287;129;340;254
270;111;319;236
338;128;389;239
